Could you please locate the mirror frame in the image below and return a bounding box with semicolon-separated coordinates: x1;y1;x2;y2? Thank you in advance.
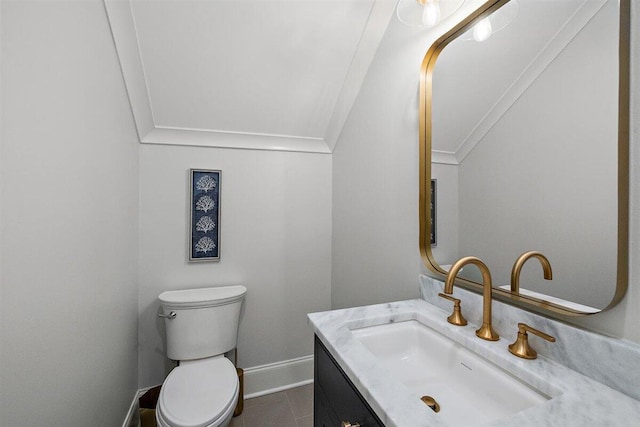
419;0;630;316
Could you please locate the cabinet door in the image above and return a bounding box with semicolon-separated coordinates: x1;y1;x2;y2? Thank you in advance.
314;336;384;427
314;381;340;427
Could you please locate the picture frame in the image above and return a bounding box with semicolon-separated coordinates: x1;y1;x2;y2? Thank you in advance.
189;169;221;262
430;179;437;246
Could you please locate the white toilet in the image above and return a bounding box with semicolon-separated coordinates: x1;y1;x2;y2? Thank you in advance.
156;285;247;427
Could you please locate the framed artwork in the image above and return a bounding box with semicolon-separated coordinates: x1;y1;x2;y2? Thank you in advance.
430;179;437;246
189;169;221;262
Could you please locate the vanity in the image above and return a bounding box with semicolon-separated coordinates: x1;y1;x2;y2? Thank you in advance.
308;276;640;426
314;336;383;427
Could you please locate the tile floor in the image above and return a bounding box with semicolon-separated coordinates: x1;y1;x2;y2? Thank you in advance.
229;383;313;427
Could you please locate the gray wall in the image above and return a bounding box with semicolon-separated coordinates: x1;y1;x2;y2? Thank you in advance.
1;1;139;425
138;145;332;389
331;17;433;309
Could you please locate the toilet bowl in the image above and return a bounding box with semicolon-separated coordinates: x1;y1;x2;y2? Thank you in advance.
156;285;246;427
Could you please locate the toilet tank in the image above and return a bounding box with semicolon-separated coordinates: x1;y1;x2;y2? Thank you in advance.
159;285;246;361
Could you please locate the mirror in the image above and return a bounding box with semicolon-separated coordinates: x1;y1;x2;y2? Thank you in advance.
419;0;629;315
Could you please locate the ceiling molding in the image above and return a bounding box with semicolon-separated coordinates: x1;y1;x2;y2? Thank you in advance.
432;151;459;165
144;127;331;153
103;0;155;141
454;0;606;164
104;0;395;154
324;0;398;152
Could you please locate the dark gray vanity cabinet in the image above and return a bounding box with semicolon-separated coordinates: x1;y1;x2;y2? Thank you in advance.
314;336;384;427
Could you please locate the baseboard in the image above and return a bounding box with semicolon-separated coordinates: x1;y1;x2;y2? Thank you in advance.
137;384;161;397
126;354;314;423
243;355;314;398
122;390;141;427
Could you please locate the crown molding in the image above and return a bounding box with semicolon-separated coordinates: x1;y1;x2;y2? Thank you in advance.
432;151;459;165
143;127;331;153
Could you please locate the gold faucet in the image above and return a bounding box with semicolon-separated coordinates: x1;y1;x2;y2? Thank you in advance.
508;323;556;359
438;293;467;326
444;256;499;341
510;251;553;293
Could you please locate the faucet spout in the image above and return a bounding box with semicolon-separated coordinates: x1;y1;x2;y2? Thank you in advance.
445;256;499;341
510;251;553;293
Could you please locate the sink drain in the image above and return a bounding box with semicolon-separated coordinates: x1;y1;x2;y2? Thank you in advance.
420;395;440;413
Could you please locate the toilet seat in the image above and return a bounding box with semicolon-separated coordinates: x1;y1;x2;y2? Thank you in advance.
156;356;239;427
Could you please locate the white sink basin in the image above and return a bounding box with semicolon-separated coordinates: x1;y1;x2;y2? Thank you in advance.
351;320;551;426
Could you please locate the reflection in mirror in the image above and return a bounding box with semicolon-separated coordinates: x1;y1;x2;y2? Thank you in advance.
422;0;629;315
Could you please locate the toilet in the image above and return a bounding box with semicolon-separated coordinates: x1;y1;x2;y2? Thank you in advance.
156;285;247;427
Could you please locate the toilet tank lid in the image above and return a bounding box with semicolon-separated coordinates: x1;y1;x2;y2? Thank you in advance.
159;285;247;309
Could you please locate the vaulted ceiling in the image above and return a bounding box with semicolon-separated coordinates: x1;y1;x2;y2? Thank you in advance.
105;0;397;153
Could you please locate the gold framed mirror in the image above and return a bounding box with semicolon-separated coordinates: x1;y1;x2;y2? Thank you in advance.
419;0;630;316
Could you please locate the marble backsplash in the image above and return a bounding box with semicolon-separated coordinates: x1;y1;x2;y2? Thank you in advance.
420;275;640;401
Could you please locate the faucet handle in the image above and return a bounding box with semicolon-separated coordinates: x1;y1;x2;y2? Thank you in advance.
508;323;556;359
438;293;468;326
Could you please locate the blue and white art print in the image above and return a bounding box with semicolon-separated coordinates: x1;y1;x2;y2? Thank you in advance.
189;169;221;261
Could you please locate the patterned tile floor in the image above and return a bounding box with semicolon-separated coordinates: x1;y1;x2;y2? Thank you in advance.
229;383;313;427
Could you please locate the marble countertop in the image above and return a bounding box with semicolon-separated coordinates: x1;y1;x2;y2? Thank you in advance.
308;297;640;426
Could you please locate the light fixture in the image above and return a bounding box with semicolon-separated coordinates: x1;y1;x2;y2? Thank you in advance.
472;17;493;41
463;0;519;42
396;0;465;29
422;1;441;27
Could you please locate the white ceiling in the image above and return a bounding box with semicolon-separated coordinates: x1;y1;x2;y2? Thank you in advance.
431;0;611;165
105;0;397;153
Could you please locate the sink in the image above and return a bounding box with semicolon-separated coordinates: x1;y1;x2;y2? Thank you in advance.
351;320;551;426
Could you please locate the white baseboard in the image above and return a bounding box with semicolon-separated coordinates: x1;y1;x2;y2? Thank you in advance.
122;390;141;427
122;384;163;427
242;355;314;399
137;384;161;397
125;354;314;425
